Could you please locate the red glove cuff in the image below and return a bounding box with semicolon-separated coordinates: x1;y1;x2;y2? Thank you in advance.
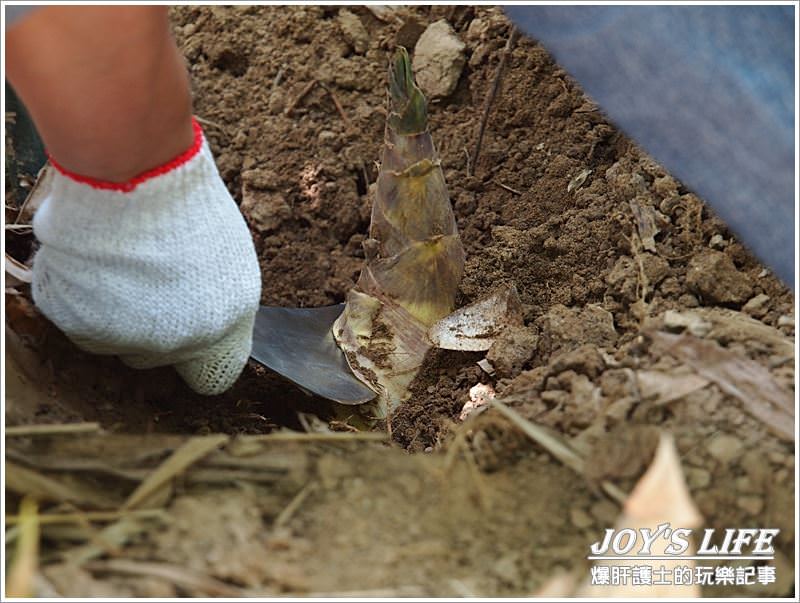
47;117;204;193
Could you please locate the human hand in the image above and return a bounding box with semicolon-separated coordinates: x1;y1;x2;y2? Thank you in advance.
32;119;262;395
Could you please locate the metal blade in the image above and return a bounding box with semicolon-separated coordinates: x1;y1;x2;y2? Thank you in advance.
250;304;376;405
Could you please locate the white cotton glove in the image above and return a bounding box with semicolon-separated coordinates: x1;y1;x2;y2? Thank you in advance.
31;119;262;395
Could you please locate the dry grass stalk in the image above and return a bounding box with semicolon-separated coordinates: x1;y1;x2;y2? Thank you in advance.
6;422;101;437
122;434;229;510
6;496;40;597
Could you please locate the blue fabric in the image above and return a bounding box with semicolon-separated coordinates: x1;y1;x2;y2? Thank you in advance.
505;5;795;287
4;6;38;29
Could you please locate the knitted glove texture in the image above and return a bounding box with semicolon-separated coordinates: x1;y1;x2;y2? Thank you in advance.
32;120;261;394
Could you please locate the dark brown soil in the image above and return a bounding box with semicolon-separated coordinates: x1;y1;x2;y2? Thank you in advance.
5;5;794;597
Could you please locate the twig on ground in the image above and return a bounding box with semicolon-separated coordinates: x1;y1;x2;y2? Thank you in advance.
284;80;319;116
194;115;227;132
360;160;370;189
274;482;316;528
470;25;519;175
272;65;286;89
493;180;522;195
319;82;353;132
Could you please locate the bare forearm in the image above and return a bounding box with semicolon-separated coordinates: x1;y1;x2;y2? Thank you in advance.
6;6;193;182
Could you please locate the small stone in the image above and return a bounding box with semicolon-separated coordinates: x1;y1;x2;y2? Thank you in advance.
686;317;711;337
477;358;495;375
589;499;618;525
663;310;712;337
766;450;786;465
317;130;338;145
735;476;754;493
706;433;744;465
663;309;685;329
740;449;770;489
569;507;594;529
337;9;369;54
708;234;726;249
777;314;794;328
492;553;521;585
685;467;712;489
742;293;770;317
686;250;753;305
413;20;466;99
736;495;764;516
465;17;491;42
183;23;197;37
267;92;285;115
677;293;700;308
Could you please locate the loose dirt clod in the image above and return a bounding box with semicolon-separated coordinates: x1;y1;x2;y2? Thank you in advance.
686;250;754;305
337;9;369;54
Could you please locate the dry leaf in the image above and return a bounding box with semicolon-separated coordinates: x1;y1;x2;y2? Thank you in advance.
693;307;793;356
567;168;592;193
15;162;53;224
628;197;660;252
578;433;702;597
623;433;702;526
653;332;794;441
5;252;32;285
428;283;524;351
533;571;579;597
636;369;710;406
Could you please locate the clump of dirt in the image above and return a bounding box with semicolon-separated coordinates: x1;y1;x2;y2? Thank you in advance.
5;5;794;597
